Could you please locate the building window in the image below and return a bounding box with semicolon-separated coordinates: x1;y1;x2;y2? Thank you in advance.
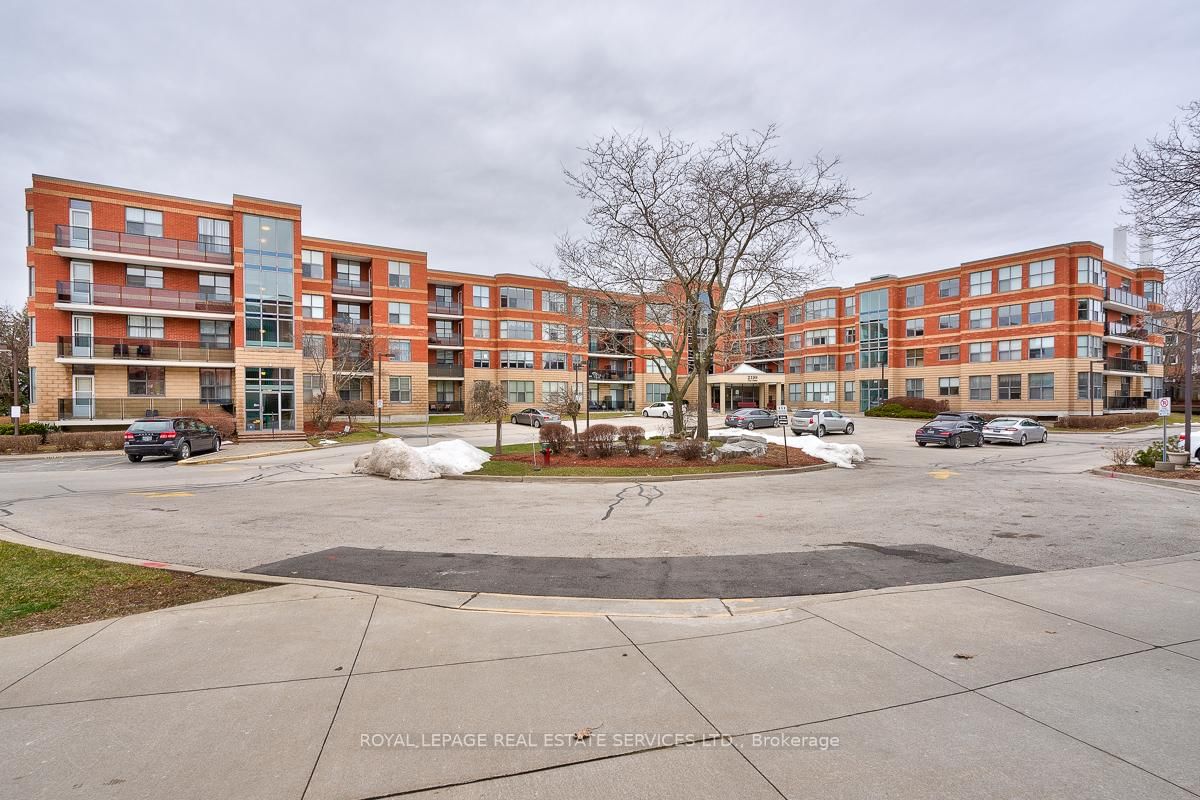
389;339;411;362
788;306;803;325
968;270;991;296
997;304;1021;327
1028;337;1055;359
302;294;324;319
998;265;1022;292
1029;372;1054;400
905;348;924;367
242;215;295;348
473;350;490;368
199;272;231;300
1147;346;1164;366
938;313;960;330
905;318;924;337
302;334;325;359
647;303;673;326
389;376;412;403
804;298;836;320
938;277;960;298
805;328;835;347
904;285;924;308
127;315;164;339
858;288;889;369
301;374;323;402
472;286;490;308
805;381;836;403
844;352;856;371
542;352;567;370
969;375;991;401
500;286;534;310
843;295;856;317
27;209;34;246
387;261;410;289
198;218;231;254
998;374;1022;400
125;207;163;237
28;265;35;298
805;355;836;372
301;250;324;279
1077;335;1102;359
28;316;35;346
905;378;924;398
647;383;670;403
128;366;165;396
844;327;857;344
126;266;164;289
388;302;411;325
787;383;803;404
1028;259;1054;287
199;369;232;403
499;320;534;340
200;320;231;347
28;366;36;403
1077;257;1105;286
787;334;802;350
1077;299;1102;322
503;380;534;403
998;339;1022;361
968;342;992;363
938;377;960;396
844;381;855;401
542;322;567;342
968;308;992;329
1027;300;1055;324
542;291;567;313
1144;280;1165;305
938;345;959;362
338;378;364;402
471;319;489;338
499;350;534;369
787;358;802;374
1077;372;1104;400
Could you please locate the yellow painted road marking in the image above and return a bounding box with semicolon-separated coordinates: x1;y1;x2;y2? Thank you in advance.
927;469;958;480
129;491;194;498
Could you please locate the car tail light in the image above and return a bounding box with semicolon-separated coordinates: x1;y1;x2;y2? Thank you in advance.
808;416;815;424
123;432;134;440
1003;427;1017;432
159;431;177;439
940;431;952;436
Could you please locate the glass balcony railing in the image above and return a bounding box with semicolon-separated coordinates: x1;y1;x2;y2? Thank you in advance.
429;401;464;413
588;369;635;382
428;301;463;316
56;397;233;421
55;225;232;265
1104;321;1151;340
1104;356;1148;374
1105;396;1150;410
1104;287;1149;311
56;281;233;314
57;335;234;363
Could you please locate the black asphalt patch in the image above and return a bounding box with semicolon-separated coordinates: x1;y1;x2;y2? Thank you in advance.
247;544;1036;599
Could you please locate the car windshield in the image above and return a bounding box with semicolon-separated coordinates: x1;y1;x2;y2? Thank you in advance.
933;414;963;421
129;420;173;432
924;421;956;429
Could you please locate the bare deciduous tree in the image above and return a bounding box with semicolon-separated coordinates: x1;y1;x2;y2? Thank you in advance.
302;331;338;431
1116;100;1200;277
544;384;583;437
332;328;378;429
0;305;30;409
552;126;858;438
467;380;508;452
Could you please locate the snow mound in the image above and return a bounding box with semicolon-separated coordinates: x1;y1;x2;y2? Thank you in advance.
761;431;865;469
353;438;490;480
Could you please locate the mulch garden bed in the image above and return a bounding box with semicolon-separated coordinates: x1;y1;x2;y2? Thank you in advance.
1102;465;1200;480
493;442;822;470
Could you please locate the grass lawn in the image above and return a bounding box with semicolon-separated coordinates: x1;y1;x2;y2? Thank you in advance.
307;428;395;446
471;460;778;477
389;414;467;427
0;541;265;637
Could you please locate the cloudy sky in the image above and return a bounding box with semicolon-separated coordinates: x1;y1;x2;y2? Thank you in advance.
2;1;1198;306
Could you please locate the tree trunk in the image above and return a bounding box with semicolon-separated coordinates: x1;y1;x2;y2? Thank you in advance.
495;418;503;452
696;368;709;439
671;396;684;436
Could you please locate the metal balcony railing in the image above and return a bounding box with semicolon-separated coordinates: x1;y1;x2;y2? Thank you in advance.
1105;396;1150;410
587;339;635;355
55;225;233;265
332;317;373;335
56;280;234;314
588;369;635;382
588;399;635;411
429;401;464;413
1104;287;1149;311
56;397;233;421
1104;321;1152;340
428;334;464;347
428;364;464;378
58;335;234;363
428;301;463;316
1104;356;1148;373
332;277;372;297
587;313;636;330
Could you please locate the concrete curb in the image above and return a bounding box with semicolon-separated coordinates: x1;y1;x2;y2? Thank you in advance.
0;449;125;462
443;462;836;483
179;445;312;466
1088;467;1200;493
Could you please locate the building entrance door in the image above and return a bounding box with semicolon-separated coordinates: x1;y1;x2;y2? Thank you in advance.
72;375;95;419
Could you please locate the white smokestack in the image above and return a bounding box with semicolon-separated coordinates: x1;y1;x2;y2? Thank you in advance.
1138;235;1154;269
1112;226;1128;266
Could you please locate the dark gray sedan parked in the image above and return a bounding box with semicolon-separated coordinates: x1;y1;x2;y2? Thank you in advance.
914;420;983;448
509;408;561;428
724;408;778;430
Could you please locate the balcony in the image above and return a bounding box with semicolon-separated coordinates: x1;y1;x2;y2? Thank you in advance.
57;336;234;365
745;324;785;340
428;301;464;317
587;339;636;357
588;399;635;412
428;364;465;378
332;277;372;298
1103;287;1149;314
588;369;635;382
1103;321;1154;346
1103;356;1148;375
429;401;464;413
56;280;234;317
428;333;464;348
54;225;232;269
588;313;636;331
56;396;233;422
332;317;373;336
1105;396;1150;411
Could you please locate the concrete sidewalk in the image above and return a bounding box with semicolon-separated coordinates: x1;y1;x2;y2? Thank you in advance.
2;556;1199;799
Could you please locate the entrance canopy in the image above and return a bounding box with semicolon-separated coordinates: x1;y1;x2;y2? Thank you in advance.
708;363;787;412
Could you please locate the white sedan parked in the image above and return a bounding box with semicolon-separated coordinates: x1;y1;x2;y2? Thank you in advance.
982;417;1048;446
642;401;675;418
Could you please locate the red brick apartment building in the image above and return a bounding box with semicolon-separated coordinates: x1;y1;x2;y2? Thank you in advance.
22;175;1165;431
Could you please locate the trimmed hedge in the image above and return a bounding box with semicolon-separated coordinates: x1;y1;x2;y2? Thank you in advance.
0;422;58;440
537;422;571;454
1055;413;1158;430
46;431;126;452
865;403;938;419
0;434;42;455
578;423;617;457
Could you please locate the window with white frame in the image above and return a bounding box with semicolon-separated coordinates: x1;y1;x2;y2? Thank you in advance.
938;377;960;396
938;277;960;297
844;326;856;343
500;286;533;309
1077;335;1102;359
199;272;231;301
905;378;924;398
503;380;534;403
906;348;924;367
1148;345;1164;365
28;265;35;298
198;217;230;252
126;266;164;289
200;320;231;347
788;333;802;349
388;261;410;289
1028;259;1054;287
999;374;1022;400
389;376;412;403
127;315;164;339
302;334;324;358
500;320;534;339
27;209;34;246
969;375;991;400
805;381;836;403
1077;298;1102;322
997;304;1021;327
998;339;1022;361
648;303;673;325
805;355;836;372
1028;337;1055;359
787;383;803;404
968;308;992;329
125;207;163;237
389;339;411;362
939;313;960;330
472;286;490;308
541;291;566;313
1076;257;1104;286
844;352;856;370
844;295;856;316
939;345;959;361
542;322;567;342
500;350;534;369
804;298;836;320
27;316;36;345
302;294;324;319
1029;372;1054;400
543;381;568;399
388;302;410;325
1027;300;1054;324
969;270;991;296
473;350;490;368
542;352;567;370
787;306;803;325
968;341;992;362
906;318;924;337
472;319;490;338
301;250;324;279
805;328;835;346
905;285;924;307
1077;372;1103;400
787;358;802;374
998;265;1021;292
844;381;855;401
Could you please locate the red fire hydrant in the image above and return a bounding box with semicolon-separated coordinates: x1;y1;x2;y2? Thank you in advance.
542;445;552;466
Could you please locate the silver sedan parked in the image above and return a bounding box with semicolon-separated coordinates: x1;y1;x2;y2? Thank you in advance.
981;417;1047;446
509;408;561;428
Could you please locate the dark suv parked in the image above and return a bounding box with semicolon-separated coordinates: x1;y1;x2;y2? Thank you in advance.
123;417;221;462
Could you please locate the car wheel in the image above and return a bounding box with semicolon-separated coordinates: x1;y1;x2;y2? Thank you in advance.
175;442;191;461
950;435;961;449
844;423;854;435
974;435;983;447
917;442;926;447
127;454;142;463
213;436;221;452
817;425;826;437
642;410;649;417
1041;432;1048;443
533;419;542;428
511;416;518;425
1019;434;1027;446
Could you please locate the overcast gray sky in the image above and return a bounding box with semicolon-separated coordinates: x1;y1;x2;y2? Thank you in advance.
2;1;1198;306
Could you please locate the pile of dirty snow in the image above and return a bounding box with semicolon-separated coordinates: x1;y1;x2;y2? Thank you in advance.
761;431;865;469
352;438;490;480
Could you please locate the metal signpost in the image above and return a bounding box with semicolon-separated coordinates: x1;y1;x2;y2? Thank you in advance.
777;405;789;466
1158;396;1172;465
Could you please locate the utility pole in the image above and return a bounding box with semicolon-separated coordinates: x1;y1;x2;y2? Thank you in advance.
376;351;383;435
1186;309;1194;466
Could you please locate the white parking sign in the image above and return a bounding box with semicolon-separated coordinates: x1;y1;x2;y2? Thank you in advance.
1158;397;1172;417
